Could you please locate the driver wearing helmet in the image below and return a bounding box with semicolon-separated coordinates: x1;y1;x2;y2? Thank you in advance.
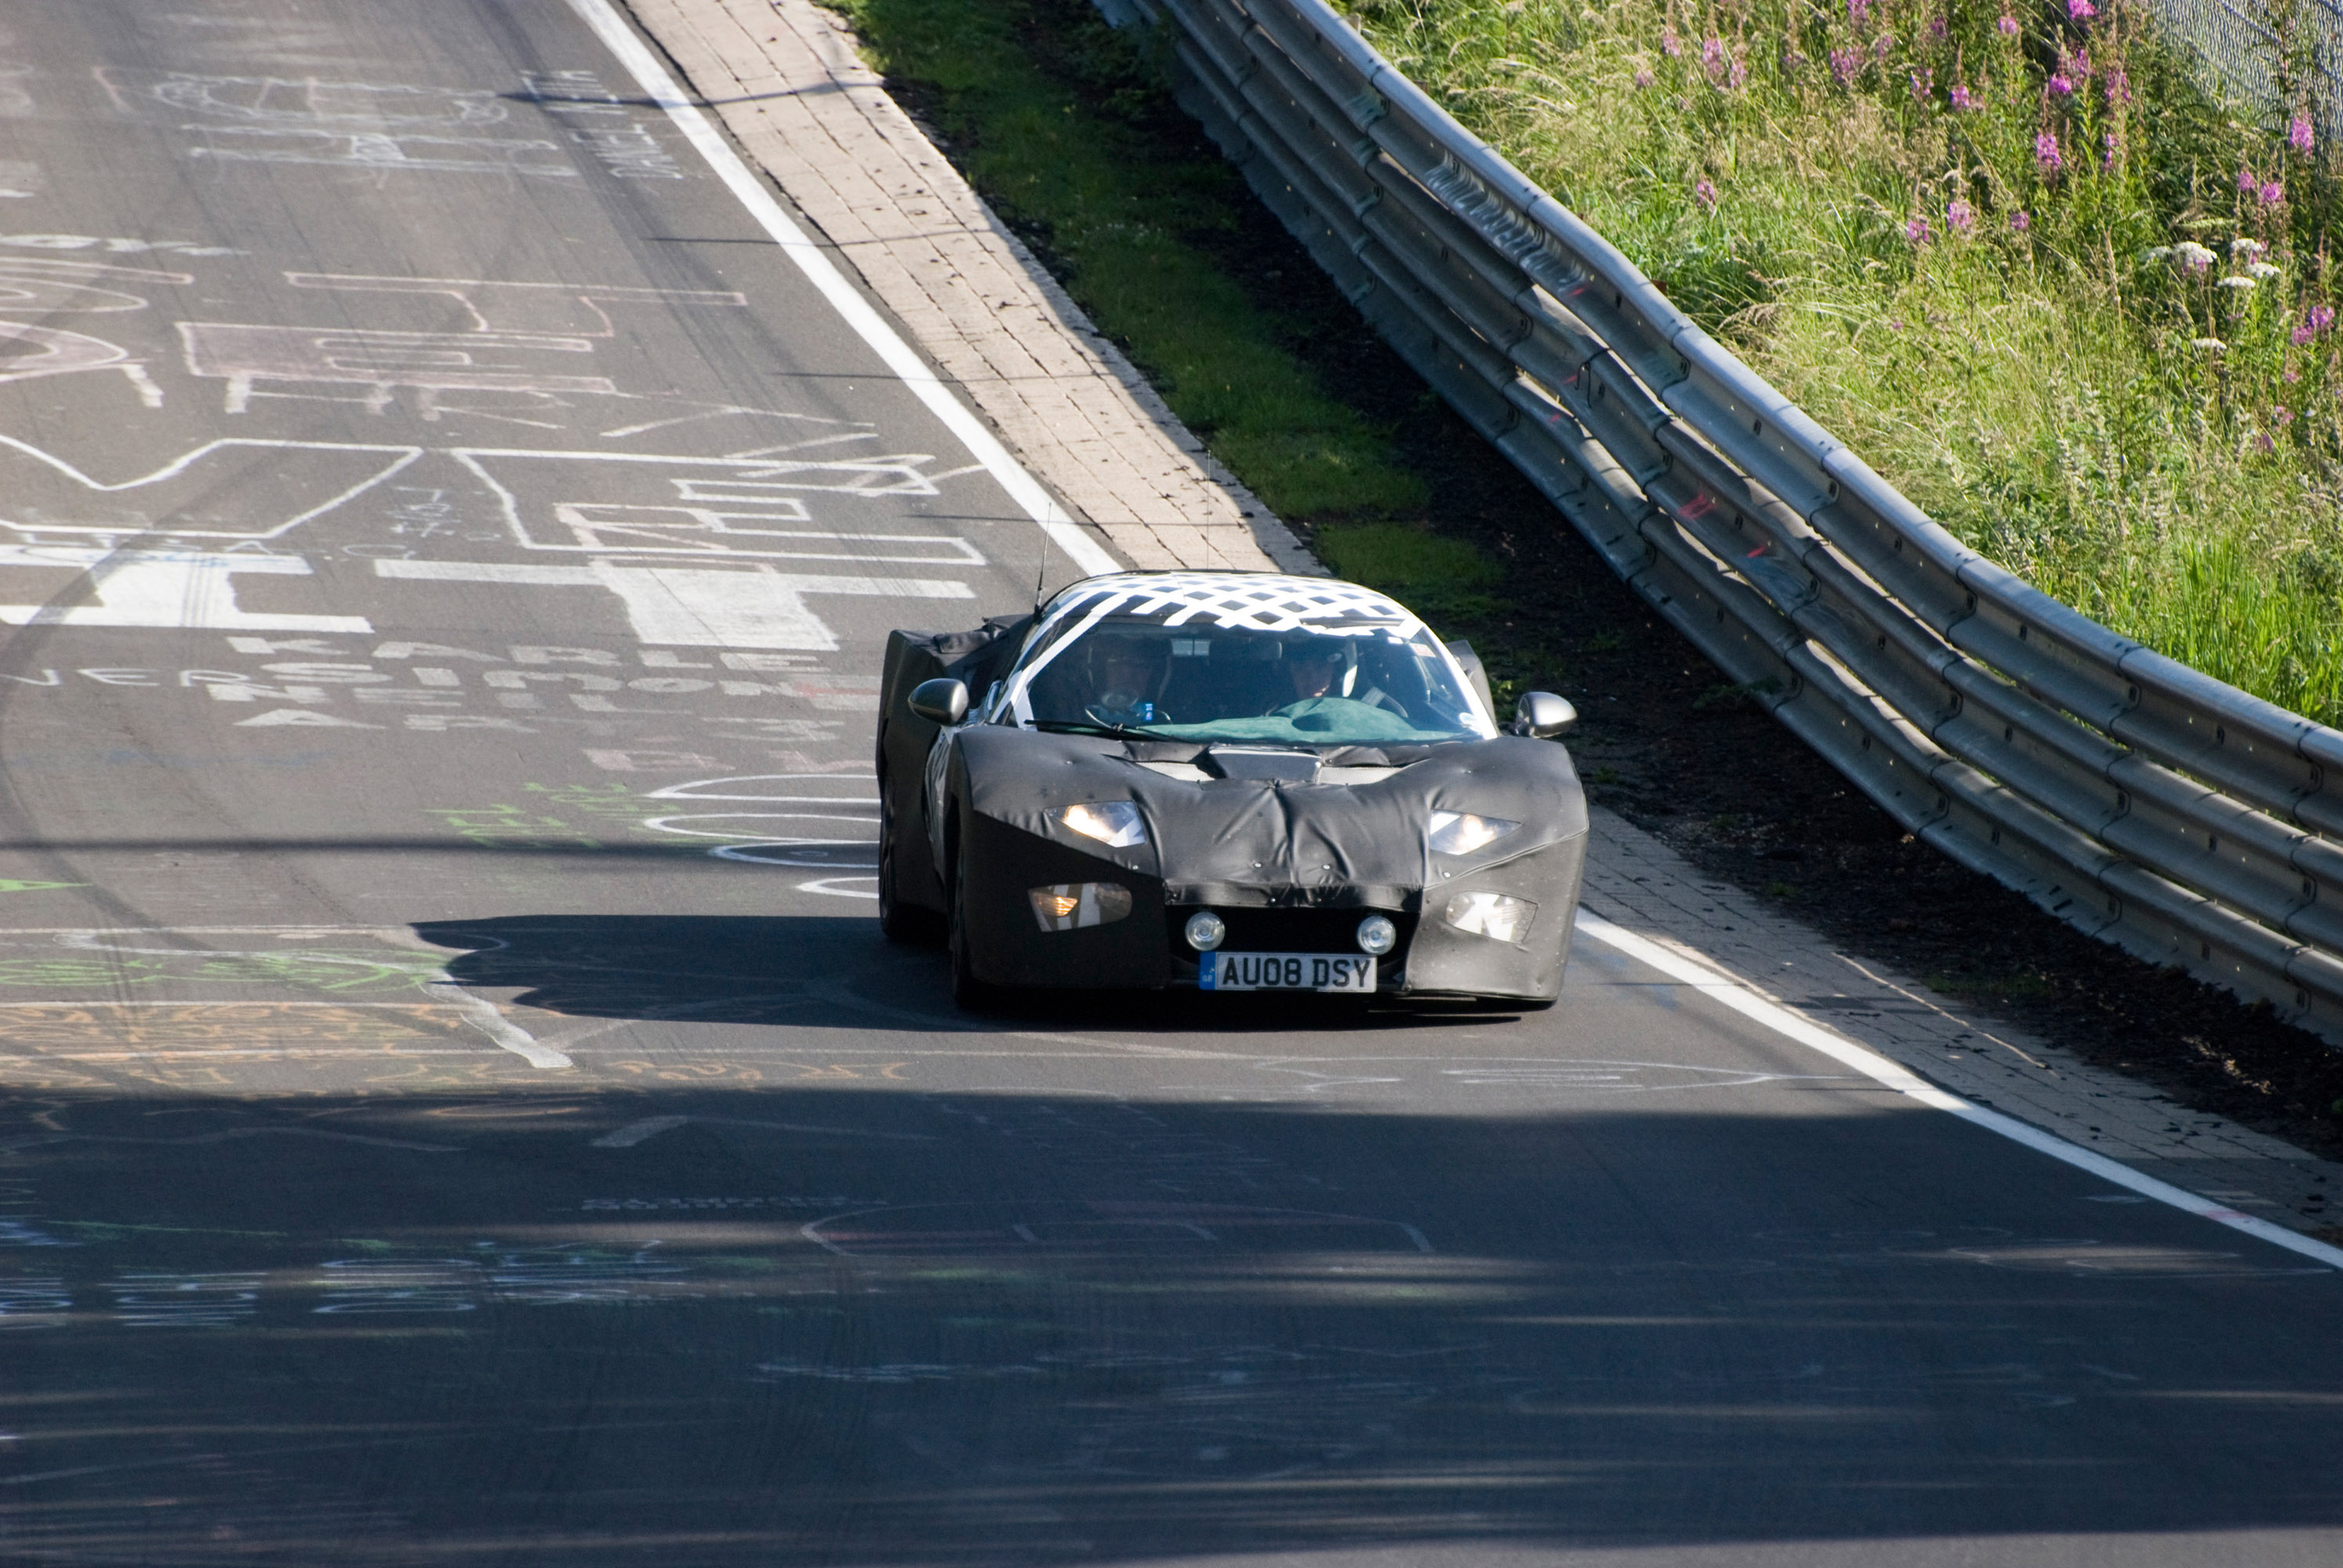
1084;631;1170;726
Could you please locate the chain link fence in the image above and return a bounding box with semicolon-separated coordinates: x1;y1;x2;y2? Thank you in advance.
2143;0;2343;130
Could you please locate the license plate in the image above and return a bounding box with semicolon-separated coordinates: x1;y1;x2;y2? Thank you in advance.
1201;952;1376;993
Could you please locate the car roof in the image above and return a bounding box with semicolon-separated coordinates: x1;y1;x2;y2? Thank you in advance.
1037;571;1417;633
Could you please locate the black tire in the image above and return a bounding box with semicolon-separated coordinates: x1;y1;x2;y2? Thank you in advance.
877;778;943;946
947;821;1006;1012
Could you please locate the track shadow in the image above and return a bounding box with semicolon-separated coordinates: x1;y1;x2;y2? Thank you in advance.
2;1083;2340;1564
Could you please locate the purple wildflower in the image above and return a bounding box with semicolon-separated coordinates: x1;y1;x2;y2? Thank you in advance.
2105;68;2130;106
1849;0;1869;24
2294;304;2338;346
1662;25;1681;56
1950;82;1976;110
1910;70;1932;103
2036;131;2063;172
1876;34;1893;61
2261;180;2286;205
1998;13;2020;35
2068;0;2095;20
2011;209;2032;231
2104;131;2120;171
2074;48;2092;78
2049;73;2074;96
1929;14;1949;38
1907;216;1932;243
1948;198;1976;232
1695;178;1717;209
1729;55;1748;90
2239;165;2259;194
1634;67;1655;89
1829;47;1862;86
1702;36;1725;82
2292;115;2316;154
2273;405;2296;427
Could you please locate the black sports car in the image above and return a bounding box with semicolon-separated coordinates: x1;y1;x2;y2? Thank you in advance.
875;571;1587;1008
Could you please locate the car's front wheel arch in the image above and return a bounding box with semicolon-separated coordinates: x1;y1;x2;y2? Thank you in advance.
945;801;1004;1010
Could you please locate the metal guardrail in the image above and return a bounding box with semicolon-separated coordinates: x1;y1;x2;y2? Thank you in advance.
1110;0;2343;1043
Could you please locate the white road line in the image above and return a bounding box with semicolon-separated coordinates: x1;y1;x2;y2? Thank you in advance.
593;1114;688;1148
590;1113;935;1148
1573;908;2343;1272
420;981;572;1070
565;0;1121;579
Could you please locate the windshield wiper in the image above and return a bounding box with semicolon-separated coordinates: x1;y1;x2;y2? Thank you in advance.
1030;718;1161;739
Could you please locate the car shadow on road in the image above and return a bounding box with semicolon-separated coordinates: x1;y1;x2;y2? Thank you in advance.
416;913;1535;1034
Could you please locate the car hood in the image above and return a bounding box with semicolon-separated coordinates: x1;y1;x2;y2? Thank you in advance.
954;728;1586;908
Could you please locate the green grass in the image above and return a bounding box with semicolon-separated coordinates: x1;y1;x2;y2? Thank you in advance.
834;0;1426;521
1340;0;2343;724
1311;521;1502;618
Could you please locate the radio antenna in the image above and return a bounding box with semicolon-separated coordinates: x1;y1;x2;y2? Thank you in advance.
1031;521;1053;615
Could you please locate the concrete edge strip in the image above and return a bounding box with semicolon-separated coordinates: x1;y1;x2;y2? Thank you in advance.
565;0;1121;579
1573;907;2343;1272
968;208;1324;578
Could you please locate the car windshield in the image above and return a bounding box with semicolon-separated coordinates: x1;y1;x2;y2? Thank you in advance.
999;612;1491;746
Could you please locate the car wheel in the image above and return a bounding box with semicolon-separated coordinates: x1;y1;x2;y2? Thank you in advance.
947;822;1004;1012
877;779;943;946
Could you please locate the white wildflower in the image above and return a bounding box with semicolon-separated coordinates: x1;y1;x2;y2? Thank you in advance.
2217;275;2257;289
2248;261;2283;279
2230;237;2266;258
2142;245;2174;262
2172;241;2218;270
2190;336;2227;349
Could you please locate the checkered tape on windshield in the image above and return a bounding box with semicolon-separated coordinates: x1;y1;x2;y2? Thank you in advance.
1037;572;1417;635
994;572;1437;726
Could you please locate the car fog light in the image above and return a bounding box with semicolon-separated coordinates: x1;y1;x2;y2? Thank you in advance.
1183;910;1226;951
1028;883;1133;931
1443;891;1536;944
1355;914;1397;956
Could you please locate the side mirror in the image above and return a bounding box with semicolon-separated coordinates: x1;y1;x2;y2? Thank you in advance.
907;677;969;726
1514;691;1576;739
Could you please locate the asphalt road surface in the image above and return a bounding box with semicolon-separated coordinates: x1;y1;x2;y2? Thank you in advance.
0;2;2338;1564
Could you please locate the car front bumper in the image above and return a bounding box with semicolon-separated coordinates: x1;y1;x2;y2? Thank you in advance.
958;815;1586;1001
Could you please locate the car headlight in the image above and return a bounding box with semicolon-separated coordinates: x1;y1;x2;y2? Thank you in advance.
1444;891;1536;943
1428;811;1517;856
1029;883;1133;931
1060;800;1147;848
1355;914;1397;956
